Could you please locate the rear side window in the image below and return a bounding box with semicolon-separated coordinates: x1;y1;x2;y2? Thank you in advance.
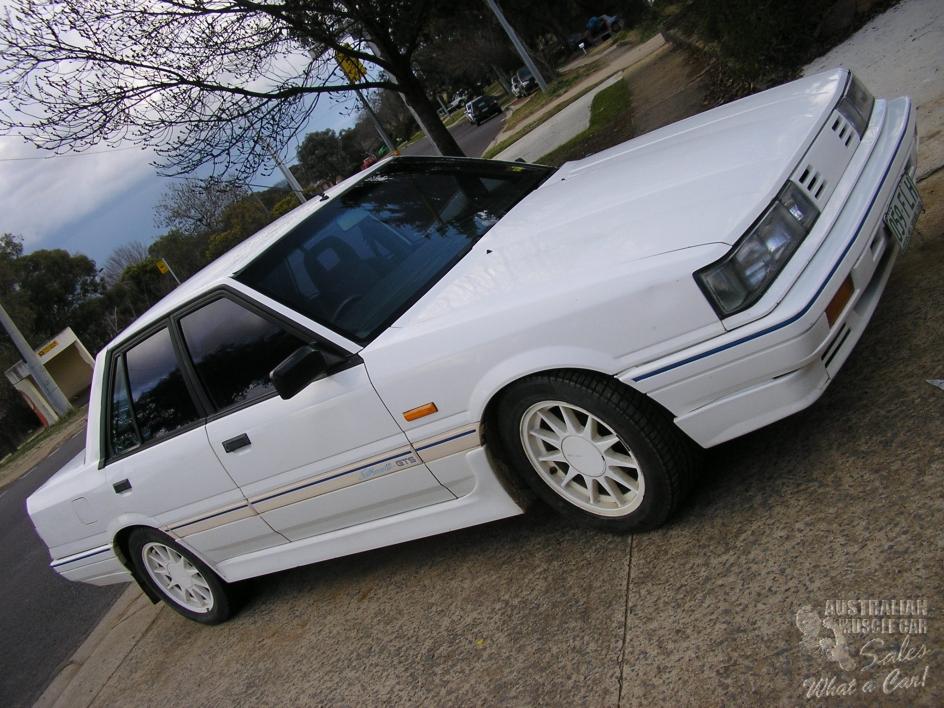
109;356;137;456
179;297;305;410
108;327;200;456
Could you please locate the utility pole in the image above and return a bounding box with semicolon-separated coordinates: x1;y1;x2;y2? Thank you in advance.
260;137;307;204
332;47;399;155
484;0;549;92
353;87;398;154
0;301;72;417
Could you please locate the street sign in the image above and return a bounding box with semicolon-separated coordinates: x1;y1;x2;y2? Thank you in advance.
155;258;170;275
335;50;367;83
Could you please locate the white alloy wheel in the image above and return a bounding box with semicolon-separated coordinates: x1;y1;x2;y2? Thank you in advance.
142;541;215;613
519;400;646;517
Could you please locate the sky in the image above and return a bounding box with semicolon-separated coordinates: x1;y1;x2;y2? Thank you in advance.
0;93;359;267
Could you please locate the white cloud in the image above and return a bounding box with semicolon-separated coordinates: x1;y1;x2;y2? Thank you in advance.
0;137;156;250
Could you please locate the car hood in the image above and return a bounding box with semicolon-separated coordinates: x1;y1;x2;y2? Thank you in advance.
396;69;844;328
492;69;843;258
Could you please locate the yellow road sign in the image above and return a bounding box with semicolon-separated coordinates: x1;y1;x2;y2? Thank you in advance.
155;258;170;275
335;50;367;83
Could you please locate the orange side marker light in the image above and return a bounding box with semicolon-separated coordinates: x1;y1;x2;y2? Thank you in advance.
825;276;854;327
403;402;438;422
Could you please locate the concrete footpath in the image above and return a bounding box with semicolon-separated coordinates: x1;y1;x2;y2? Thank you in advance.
34;587;156;708
485;33;668;158
494;73;624;162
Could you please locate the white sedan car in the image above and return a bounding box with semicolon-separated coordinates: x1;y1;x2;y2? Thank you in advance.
28;69;920;623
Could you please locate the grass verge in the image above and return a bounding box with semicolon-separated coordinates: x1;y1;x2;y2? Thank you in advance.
482;78;614;160
534;75;634;167
500;60;603;135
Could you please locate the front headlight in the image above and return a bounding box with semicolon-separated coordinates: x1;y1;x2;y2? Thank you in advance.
695;183;819;317
837;73;874;137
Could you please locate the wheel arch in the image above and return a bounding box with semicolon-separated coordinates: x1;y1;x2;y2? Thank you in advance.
112;524;161;603
479;365;685;456
111;523;224;602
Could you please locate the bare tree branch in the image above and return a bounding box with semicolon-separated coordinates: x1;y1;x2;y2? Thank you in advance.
0;0;463;178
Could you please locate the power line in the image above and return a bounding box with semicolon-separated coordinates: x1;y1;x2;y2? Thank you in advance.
0;145;144;162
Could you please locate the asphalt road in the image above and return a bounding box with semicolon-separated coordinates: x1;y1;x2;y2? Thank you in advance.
0;431;123;708
400;109;505;158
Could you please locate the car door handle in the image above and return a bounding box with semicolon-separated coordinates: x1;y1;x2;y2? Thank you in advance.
113;479;132;494
222;433;251;453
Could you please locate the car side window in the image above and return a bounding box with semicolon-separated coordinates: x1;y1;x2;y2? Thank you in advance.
109;355;139;456
123;327;200;446
179;297;306;411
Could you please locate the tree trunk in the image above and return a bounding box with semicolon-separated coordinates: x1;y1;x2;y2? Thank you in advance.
367;35;464;157
396;73;464;157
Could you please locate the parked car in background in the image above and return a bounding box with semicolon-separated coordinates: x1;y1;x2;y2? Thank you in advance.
465;95;503;125
511;67;538;97
28;70;918;624
586;14;622;43
446;90;469;113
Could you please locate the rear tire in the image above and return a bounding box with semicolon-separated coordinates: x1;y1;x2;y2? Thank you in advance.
494;371;700;532
128;528;233;624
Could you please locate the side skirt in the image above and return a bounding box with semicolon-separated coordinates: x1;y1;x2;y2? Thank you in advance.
214;448;524;583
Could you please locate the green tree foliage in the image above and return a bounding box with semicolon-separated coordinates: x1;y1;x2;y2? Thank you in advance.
147;229;211;282
13;248;101;346
0;234;107;448
205;197;274;261
271;195;303;221
297;129;361;186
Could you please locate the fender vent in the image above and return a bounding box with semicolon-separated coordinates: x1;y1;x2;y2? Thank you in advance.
789;108;861;212
797;166;827;201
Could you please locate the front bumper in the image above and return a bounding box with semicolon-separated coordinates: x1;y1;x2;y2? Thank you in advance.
620;96;918;448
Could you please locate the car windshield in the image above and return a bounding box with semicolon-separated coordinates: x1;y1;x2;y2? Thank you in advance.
236;158;553;345
517;68;532;80
472;97;490;109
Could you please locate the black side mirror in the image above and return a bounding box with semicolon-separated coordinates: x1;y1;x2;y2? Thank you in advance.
270;345;331;400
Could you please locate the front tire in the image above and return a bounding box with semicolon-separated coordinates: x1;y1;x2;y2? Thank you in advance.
128;528;233;624
494;371;699;531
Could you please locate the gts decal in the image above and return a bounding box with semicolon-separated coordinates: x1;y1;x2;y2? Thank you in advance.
359;453;419;481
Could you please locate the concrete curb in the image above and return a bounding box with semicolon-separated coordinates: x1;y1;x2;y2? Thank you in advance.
34;585;162;708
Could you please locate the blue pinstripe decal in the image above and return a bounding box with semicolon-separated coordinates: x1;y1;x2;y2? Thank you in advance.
51;545;111;568
170;504;249;531
634;107;910;383
415;428;477;452
252;450;411;505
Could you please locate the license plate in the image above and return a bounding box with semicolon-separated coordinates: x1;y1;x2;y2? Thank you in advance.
884;172;922;251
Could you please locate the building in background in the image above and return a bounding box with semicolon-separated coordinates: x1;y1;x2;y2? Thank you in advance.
4;327;93;427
